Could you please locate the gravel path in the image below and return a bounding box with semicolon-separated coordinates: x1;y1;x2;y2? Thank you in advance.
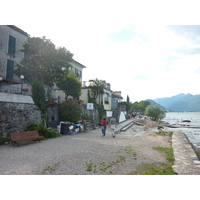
0;124;171;175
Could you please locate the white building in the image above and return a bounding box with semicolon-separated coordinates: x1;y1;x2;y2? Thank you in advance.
52;60;86;103
0;25;29;86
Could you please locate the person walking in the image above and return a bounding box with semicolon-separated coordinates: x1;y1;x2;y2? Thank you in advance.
101;117;107;137
109;116;117;138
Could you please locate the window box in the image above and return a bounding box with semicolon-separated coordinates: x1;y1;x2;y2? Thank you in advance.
104;100;109;104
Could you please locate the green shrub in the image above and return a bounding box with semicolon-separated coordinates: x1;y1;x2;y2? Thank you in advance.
59;100;82;123
26;123;60;139
95;104;105;121
157;126;164;131
0;134;3;144
26;123;38;131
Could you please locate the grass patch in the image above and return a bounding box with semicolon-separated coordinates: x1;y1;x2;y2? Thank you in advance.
155;131;173;136
86;161;94;171
124;145;137;159
41;162;61;174
142;162;177;175
85;156;126;173
153;147;175;164
129;162;177;175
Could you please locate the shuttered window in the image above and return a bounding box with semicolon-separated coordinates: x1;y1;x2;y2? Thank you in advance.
8;35;16;56
6;59;14;81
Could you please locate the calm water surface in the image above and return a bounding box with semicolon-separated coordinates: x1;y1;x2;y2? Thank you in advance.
163;112;200;148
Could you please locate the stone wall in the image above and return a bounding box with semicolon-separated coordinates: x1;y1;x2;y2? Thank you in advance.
0;102;42;136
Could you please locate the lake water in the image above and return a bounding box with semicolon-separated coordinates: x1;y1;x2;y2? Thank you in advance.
163;112;200;148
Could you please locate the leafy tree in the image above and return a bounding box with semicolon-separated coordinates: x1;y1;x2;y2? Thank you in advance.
59;100;82;123
14;36;73;87
88;79;104;104
56;70;81;99
139;100;150;113
132;101;150;115
132;102;143;115
145;105;166;121
31;79;47;115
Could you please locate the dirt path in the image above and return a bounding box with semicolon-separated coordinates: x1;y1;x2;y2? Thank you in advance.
0;125;172;175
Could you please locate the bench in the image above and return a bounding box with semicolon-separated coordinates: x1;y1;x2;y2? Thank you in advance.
9;131;44;147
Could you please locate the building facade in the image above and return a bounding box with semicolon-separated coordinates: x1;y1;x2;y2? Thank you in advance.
0;25;29;86
80;80;123;111
51;60;86;103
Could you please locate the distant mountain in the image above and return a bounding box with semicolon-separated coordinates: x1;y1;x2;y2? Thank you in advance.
146;99;167;111
153;93;200;111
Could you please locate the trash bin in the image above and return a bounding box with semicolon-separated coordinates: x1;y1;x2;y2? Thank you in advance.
60;122;71;135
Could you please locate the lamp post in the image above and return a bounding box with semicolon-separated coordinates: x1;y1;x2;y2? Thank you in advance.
20;75;24;94
0;77;3;92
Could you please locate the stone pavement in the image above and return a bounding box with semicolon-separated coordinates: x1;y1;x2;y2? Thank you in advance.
172;131;200;175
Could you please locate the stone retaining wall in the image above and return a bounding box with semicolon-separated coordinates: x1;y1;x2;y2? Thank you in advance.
0;101;42;136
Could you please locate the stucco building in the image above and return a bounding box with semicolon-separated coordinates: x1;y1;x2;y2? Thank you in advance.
0;25;29;87
80;80;123;111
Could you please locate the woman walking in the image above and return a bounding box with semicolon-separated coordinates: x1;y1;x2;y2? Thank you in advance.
101;117;107;137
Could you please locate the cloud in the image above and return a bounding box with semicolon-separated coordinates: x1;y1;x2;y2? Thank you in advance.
174;46;200;55
166;25;200;44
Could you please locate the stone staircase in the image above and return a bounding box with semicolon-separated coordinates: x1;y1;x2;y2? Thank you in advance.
114;119;135;134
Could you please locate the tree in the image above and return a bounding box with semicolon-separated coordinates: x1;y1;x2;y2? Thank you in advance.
132;101;150;115
145;105;166;121
31;79;47;115
14;36;73;87
59;100;82;123
139;100;150;113
126;95;130;103
88;79;104;104
132;102;143;115
56;70;81;99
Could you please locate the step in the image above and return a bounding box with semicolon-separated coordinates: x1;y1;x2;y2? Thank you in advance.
121;122;134;132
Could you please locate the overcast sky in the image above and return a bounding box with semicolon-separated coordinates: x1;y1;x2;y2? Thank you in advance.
3;0;200;102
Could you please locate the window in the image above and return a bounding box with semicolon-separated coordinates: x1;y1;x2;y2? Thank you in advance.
8;35;16;56
6;59;14;81
72;67;82;78
104;93;109;104
104;93;108;101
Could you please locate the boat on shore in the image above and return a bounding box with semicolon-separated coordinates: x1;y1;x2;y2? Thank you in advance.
182;120;191;122
166;124;200;129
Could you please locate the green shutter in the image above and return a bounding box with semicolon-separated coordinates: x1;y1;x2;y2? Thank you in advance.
8;35;16;56
6;59;14;81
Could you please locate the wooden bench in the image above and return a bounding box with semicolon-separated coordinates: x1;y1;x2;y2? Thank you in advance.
9;131;44;147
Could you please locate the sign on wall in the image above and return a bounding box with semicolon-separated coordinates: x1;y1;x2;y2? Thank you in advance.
87;103;94;110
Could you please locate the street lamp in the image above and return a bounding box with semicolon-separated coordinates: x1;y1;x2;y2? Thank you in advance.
0;77;3;92
20;75;24;94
